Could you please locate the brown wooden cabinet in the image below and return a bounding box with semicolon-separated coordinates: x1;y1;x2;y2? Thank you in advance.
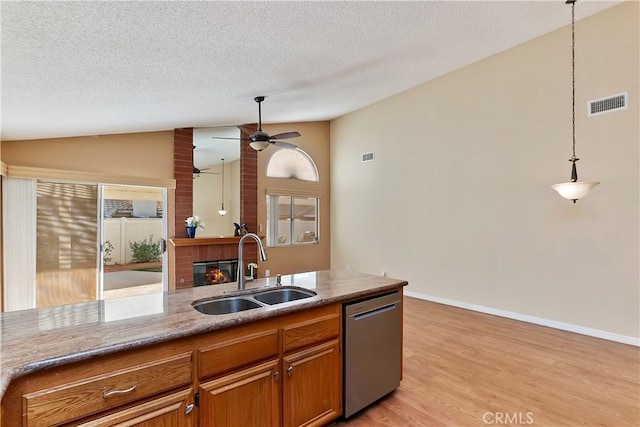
1;343;196;426
194;304;342;427
22;353;193;426
282;340;341;427
2;303;344;427
198;359;281;427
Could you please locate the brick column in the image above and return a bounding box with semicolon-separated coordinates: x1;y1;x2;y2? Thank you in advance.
240;127;258;266
173;128;194;288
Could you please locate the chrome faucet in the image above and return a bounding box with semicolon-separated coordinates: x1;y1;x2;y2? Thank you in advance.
237;233;267;290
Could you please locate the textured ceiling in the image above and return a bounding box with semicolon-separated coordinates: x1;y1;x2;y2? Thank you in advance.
0;0;621;141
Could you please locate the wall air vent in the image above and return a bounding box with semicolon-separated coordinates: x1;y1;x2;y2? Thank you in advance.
361;152;375;163
588;92;627;117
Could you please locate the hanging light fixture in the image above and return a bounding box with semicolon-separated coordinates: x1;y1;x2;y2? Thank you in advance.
551;0;599;203
218;158;228;216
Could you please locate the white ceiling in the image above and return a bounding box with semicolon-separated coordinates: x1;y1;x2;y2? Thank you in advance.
193;126;240;168
1;0;621;142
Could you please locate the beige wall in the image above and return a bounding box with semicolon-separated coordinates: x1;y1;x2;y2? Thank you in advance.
258;121;331;276
1;131;174;180
0;174;3;311
330;2;639;338
1;131;175;300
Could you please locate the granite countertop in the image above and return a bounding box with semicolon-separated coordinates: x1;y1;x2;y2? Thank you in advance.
0;269;407;400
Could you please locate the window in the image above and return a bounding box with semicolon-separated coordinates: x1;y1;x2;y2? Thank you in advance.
266;148;319;182
267;195;319;246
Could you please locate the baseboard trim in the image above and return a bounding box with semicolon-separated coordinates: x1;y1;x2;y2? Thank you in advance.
404;290;640;347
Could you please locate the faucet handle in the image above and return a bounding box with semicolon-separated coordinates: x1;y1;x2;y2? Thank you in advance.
276;274;282;286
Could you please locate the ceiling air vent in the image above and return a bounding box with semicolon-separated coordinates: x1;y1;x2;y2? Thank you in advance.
361;152;375;163
588;92;627;117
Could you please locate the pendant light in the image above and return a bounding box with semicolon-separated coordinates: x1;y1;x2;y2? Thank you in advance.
551;0;599;203
218;158;228;216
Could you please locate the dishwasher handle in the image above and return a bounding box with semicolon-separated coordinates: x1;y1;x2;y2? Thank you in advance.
352;303;397;321
345;291;401;317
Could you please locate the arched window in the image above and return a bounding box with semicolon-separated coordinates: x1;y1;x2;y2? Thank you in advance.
266;148;319;182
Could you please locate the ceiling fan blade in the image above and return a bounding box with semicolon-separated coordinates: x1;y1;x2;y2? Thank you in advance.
272;141;298;150
210;136;243;140
270;131;301;140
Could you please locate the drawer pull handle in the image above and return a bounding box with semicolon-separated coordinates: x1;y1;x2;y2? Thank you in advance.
185;403;195;415
273;370;280;381
103;384;136;398
287;366;294;376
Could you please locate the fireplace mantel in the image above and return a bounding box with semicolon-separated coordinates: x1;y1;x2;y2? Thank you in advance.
170;236;265;247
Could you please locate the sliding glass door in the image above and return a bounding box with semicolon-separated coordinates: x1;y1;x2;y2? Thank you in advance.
3;178;168;311
99;185;167;300
36;182;99;307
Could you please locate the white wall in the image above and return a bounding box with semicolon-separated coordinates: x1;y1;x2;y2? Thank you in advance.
103;218;162;264
330;2;639;339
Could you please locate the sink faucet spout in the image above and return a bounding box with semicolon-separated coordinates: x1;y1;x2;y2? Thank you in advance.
237;233;267;290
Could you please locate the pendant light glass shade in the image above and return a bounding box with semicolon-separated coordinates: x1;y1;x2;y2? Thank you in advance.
551;181;599;202
218;158;228;216
552;0;599;203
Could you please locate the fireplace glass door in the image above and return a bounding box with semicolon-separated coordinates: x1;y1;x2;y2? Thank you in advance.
194;259;238;286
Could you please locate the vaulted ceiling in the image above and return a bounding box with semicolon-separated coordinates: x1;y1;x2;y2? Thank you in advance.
1;0;621;141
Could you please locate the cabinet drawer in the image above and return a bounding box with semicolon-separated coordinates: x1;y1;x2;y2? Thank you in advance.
75;388;194;427
23;353;192;426
283;314;340;354
199;329;279;379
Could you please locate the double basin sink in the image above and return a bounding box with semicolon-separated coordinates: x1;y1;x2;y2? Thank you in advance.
192;286;317;315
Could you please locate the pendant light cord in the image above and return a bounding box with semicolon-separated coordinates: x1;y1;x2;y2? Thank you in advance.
221;158;225;207
570;0;576;161
218;158;227;215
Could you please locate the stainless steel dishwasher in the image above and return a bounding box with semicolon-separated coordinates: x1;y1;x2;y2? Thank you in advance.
343;291;402;418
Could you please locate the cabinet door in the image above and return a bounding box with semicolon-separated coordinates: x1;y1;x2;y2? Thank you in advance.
282;339;341;427
198;359;281;427
75;388;194;427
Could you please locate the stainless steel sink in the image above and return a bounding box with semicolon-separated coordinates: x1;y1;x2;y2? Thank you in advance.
192;297;262;315
253;288;316;305
192;286;317;315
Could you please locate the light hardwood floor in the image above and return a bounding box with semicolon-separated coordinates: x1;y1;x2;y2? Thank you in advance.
339;297;639;426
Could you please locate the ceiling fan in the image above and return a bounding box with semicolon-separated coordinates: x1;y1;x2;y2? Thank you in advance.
212;96;301;151
192;145;221;177
193;166;219;175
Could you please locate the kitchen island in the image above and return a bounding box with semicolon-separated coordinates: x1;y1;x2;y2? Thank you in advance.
0;269;407;426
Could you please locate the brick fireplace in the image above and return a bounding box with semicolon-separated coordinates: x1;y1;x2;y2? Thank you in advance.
172;127;258;288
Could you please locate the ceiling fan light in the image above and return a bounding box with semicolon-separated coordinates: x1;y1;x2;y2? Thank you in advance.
250;141;270;151
551;181;599;202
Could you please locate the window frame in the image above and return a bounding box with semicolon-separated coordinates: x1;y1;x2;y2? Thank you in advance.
266;148;319;182
267;194;319;247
